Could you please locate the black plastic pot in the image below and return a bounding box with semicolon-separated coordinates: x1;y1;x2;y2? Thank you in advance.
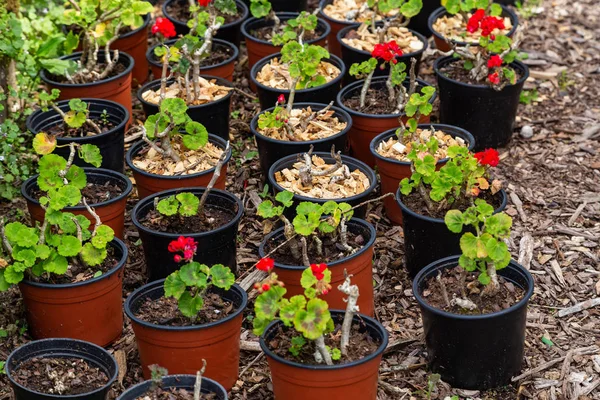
407;0;440;37
250;52;346;110
434;57;529;150
242;0;307;12
413;256;534;389
251;102;351;178
397;188;507;279
137;76;233;141
337;23;428;84
26;99;128;173
131;187;244;280
163;0;249;47
268;152;377;220
117;375;228;400
6;338;118;400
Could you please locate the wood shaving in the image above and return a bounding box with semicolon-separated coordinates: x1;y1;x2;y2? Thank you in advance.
432;13;513;43
376;128;468;162
258;106;347;141
342;25;424;54
141;76;233;106
255;58;341;90
322;0;395;22
274;155;370;199
133;140;223;176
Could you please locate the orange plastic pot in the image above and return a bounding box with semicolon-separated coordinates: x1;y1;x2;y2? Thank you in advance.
21;169;132;239
318;0;355;57
336;76;436;167
126;135;231;199
40;51;134;124
125;281;248;391
370;124;475;225
259;219;376;316
260;311;388;400
18;239;127;347
113;14;150;85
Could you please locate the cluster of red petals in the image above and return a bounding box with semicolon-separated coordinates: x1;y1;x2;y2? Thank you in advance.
487;71;500;85
466;9;505;37
168;236;198;262
310;263;327;281
199;0;212;6
277;94;285;104
256;257;275;272
466;9;485;33
487;55;503;69
151;17;176;38
371;41;403;63
474;148;500;167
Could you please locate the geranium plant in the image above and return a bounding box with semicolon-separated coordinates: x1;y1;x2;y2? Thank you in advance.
250;1;319;46
38;89;102;136
364;0;423;35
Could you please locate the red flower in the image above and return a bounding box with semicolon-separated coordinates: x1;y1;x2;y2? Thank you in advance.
487;72;500;85
262;283;271;292
310;263;327;281
199;0;212;6
256;257;275;272
474;148;500;167
168;236;197;262
277;94;285;104
151;17;176;38
467;9;485;33
487;55;503;69
371;41;403;62
480;16;505;37
174;254;182;263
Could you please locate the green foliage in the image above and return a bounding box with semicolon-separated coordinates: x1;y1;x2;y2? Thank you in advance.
519;89;539;105
349;58;377;80
272;12;318;46
289;336;306;356
280;41;330;89
444;0;489;14
402;85;436;134
157;192;200;217
256;190;294;219
257;106;286;130
250;0;272;18
367;0;423;18
293;201;354;237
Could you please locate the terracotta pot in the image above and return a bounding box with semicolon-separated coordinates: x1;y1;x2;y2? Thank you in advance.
21;169;133;239
18;239;127;347
125;281;248;391
259;219;376;316
40;51;134;124
147;39;239;82
241;12;331;71
318;0;356;57
335;76;437;167
113;14;150;85
428;5;519;52
126;135;231;199
369;124;475;225
260;311;388;400
117;375;228;400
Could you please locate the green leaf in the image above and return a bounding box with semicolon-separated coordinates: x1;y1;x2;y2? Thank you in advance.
5;223;38;247
43;254;68;275
458;254;477;271
296;202;322;216
3;265;24;284
48;185;81;210
490;3;503;16
400;0;423;18
330;347;341;360
40;59;77;76
157;196;180;216
12;249;37;267
132;1;154;14
64;110;86;129
254;285;286;326
91;225;114;249
478;270;491;285
275;190;294;207
485;213;512;237
178;291;203;318
182;122;208;150
444;210;464;233
209;264;235;290
79;144;102;167
460;232;480;259
257;200;278;218
32;132;57;155
176;192;199;216
164;272;187;299
279;295;307;326
293;213;320;236
179;262;208;288
80;243;106;267
0;271;10;291
293;298;332;340
58;235;82;257
65;165;87;190
484;237;508;263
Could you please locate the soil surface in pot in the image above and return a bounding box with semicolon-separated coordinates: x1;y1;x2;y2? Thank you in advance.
136;387;217;399
268;321;380;364
141;206;234;233
134;292;234;326
133;140;223;176
152;45;233;69
47;117;115;138
376;128;468;162
166;1;241;24
141;76;232;106
323;0;389;23
402;187;503;219
258;106;347;141
343;84;427;115
31;180;124;205
252;24;322;42
47;62;127;84
343;24;423;53
439;61;522;86
256;58;340;90
421;266;526;315
12;357;109;395
432;12;512;44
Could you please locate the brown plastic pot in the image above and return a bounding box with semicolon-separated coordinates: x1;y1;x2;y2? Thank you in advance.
260;311;388;400
126;135;231;199
21;169;133;239
18;238;127;347
113;14;150;85
125;280;248;391
369;124;476;225
258;219;376;316
335;76;436;167
318;0;356;57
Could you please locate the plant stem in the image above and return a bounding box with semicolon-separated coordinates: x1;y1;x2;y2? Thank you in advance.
339;217;354;253
300;236;310;267
159;46;171;104
298;145;344;186
280;215;301;260
71;217;83;242
437;272;451;308
193;360;207;400
286;77;301;114
359;69;375;109
197;142;230;216
300;101;334;131
314;335;333;365
313;235;323;256
58;143;77;184
338;272;359;356
407;57;417;97
83;198;102;236
386;71;395;104
0;219;13;255
482;261;500;297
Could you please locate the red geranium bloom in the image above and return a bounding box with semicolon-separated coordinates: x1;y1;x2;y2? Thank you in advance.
277;94;285;104
262;283;270;292
151;17;176;38
474;148;500;167
487;55;503;69
371;41;403;62
310;263;327;281
480;16;505;37
467;9;485;33
168;236;198;262
199;0;212;6
256;257;275;272
487;72;500;85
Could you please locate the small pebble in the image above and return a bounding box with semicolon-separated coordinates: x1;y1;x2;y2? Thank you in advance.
520;125;534;139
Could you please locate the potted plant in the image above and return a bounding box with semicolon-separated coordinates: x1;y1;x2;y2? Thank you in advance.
336;47;436;166
127;98;232;199
26;90;129;172
124;242;247;391
39;0;154;118
253;263;388;399
413;200;534;389
250;40;346;109
163;0;249;46
242;2;330;69
5;338;118;399
112;13;151;85
242;0;308;12
0;138;127;346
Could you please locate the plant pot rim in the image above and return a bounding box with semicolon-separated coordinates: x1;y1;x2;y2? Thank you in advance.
39;51;135;88
116;374;227;400
259;310;389;370
250;102;352;146
318;0;364;26
146;38;239;71
427;5;519;48
21;168;133;210
434;56;529;90
136;75;234;110
241;12;331;45
19;237;127;290
268;151;377;205
396;187;508;224
118;13;151;40
124;279;248;331
258;217;376;270
335;76;437;119
413;255;534;320
130;186;244;238
125;134;232;180
162;0;249;30
250;52;346;95
26;98;130;141
6;338;119;399
369;124;476;166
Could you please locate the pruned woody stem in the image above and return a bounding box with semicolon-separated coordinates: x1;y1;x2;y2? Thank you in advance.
298;145;348;187
193;359;207;400
197;142;230;216
360;57;418;111
338;271;359;356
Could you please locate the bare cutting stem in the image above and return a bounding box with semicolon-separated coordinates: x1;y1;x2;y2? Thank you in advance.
197;142;230;216
437;272;451;308
338;271;359;356
300;101;334;131
193;360;207;400
359;69;375;109
58;143;77;184
314;336;333;365
83;198;102;236
339;217;354;253
159;46;171;104
482;261;500;297
286;77;301;114
407;57;417;97
300;236;310;267
298;145;344;186
0;219;13;255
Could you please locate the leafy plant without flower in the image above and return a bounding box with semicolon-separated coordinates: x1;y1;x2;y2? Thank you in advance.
38;89;102;136
249;1;319;46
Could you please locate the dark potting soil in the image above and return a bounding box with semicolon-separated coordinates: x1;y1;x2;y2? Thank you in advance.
402;189;503;219
31;180;124;205
48;62;127;84
12;357;109;395
136;387;216;400
343;87;399;115
481;385;518;400
46;117;115;138
268;321;380;364
422;266;525;315
265;232;364;266
141;205;234;234
167;1;241;25
251;24;322;42
153;45;232;68
134;292;234;326
440;62;522;86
